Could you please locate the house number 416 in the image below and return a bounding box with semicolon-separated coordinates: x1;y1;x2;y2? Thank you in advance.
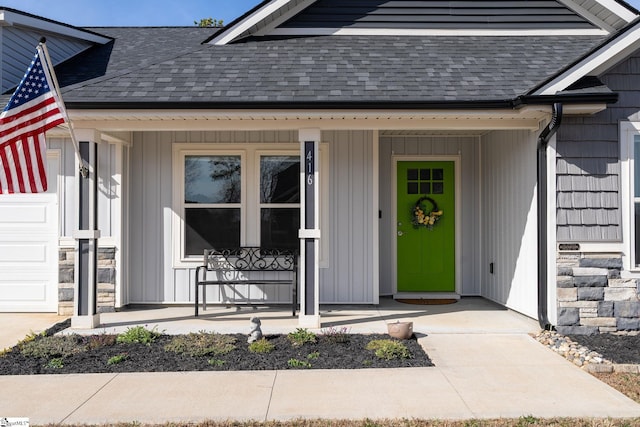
306;148;314;186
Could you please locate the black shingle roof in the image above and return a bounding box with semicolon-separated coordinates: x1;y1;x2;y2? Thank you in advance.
54;29;607;107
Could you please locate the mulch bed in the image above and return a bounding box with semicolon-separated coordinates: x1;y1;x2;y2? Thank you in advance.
0;320;433;375
568;334;640;365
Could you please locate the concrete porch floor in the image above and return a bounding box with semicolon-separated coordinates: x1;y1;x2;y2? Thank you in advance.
69;296;541;336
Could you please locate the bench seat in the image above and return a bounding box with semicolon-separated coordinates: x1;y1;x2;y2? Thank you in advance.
194;247;298;317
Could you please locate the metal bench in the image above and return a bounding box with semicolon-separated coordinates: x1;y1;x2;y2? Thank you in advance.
194;247;298;317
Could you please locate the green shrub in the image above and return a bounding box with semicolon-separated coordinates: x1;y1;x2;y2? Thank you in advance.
248;338;275;354
21;335;85;359
164;332;236;357
116;326;161;346
46;357;64;369
208;358;225;367
307;351;320;360
287;358;311;368
16;330;45;349
287;328;317;347
107;353;128;365
365;339;411;361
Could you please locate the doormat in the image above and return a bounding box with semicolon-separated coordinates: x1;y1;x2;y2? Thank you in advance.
396;299;457;305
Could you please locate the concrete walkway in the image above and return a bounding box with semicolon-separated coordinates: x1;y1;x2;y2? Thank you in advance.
2;298;640;424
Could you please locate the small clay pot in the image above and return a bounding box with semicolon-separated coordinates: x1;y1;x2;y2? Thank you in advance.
387;321;413;339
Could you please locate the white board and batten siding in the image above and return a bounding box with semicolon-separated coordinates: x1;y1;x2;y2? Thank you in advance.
128;130;379;305
321;130;377;304
0;153;60;312
480;129;539;318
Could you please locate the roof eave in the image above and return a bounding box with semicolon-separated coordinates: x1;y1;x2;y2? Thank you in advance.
0;7;112;44
64;92;619;111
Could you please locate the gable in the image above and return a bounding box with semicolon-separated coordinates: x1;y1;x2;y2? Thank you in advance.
278;0;598;30
210;0;638;44
0;7;111;93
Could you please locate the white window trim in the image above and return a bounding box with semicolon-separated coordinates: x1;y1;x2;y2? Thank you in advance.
172;143;329;268
620;121;640;273
172;145;246;267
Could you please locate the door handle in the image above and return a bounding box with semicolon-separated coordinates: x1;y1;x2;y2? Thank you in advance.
397;231;403;236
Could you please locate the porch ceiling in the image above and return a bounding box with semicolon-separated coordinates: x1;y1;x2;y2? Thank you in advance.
65;107;576;132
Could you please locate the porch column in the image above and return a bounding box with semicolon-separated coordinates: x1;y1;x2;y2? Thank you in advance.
71;130;101;329
298;128;321;328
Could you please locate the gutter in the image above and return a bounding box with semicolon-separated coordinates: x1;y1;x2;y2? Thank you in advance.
62;93;618;111
537;102;563;330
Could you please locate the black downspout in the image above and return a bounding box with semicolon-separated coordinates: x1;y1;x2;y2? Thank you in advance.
537;103;563;330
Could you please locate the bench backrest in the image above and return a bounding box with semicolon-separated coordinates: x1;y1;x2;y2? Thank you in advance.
203;247;297;272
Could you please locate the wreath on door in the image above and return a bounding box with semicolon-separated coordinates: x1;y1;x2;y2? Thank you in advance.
411;196;443;230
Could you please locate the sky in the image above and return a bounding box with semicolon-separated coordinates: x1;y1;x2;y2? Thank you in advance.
5;0;640;27
0;0;264;27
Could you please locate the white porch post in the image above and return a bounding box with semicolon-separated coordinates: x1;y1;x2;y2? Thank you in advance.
298;128;321;328
71;129;101;329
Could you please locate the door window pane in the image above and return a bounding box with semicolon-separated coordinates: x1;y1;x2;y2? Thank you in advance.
185;156;241;204
260;156;300;203
185;208;240;255
432;182;444;194
261;208;300;249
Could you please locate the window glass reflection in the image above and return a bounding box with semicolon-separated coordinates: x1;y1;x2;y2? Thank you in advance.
185;156;241;204
260;156;300;203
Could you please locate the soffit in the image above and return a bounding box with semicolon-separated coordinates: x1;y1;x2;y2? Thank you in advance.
66;107;579;132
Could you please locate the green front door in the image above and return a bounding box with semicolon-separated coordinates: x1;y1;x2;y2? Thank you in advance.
396;161;455;292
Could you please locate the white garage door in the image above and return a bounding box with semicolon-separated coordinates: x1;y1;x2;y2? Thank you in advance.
0;153;59;312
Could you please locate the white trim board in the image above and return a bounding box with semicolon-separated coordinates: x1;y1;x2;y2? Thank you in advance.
267;28;609;37
620;121;639;272
0;9;111;44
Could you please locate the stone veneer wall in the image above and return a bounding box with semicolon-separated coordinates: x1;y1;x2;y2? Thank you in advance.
58;247;116;315
557;252;640;334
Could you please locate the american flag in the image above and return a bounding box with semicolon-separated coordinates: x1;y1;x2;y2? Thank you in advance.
0;46;65;193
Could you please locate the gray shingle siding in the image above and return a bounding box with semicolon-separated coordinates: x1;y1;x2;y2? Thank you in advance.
556;52;640;242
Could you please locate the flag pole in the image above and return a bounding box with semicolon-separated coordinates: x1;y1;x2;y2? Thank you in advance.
38;38;88;178
38;38;100;328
